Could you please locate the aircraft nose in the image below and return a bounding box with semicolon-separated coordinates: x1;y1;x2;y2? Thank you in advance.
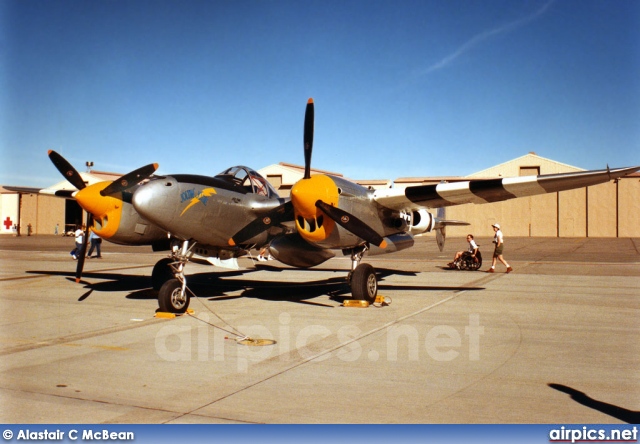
132;179;167;219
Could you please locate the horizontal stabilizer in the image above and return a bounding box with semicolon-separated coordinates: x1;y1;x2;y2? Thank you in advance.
434;219;470;229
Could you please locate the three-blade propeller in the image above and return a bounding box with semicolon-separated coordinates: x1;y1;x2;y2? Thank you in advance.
229;99;386;249
228;201;294;246
47;150;158;282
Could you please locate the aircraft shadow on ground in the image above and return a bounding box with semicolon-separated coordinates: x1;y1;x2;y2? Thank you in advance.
27;267;485;307
548;383;640;424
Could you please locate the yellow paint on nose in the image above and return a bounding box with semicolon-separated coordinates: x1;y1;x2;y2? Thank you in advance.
291;175;339;243
74;181;123;239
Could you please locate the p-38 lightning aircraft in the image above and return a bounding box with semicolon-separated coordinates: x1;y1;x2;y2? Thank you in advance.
49;99;639;314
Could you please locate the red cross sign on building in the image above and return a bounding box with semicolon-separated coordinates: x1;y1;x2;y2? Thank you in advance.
3;217;13;230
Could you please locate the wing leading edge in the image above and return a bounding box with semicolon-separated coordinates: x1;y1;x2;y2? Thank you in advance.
374;166;640;211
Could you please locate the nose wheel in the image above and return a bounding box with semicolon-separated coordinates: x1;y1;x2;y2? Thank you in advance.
156;240;194;314
347;246;378;303
350;263;378;303
152;257;175;291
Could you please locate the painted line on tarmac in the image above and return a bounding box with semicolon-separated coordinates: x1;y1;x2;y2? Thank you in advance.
0;274;52;282
521;260;640;266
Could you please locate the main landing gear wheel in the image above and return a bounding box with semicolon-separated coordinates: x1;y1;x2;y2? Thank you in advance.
152;258;175;291
350;263;378;303
158;278;190;313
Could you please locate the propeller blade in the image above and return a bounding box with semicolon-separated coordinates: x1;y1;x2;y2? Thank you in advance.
229;201;294;246
303;98;314;179
100;163;159;196
315;200;387;248
75;213;93;283
48;150;87;190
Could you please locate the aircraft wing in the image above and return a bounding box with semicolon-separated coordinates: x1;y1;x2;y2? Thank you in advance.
2;186;43;194
373;166;640;211
5;184;86;198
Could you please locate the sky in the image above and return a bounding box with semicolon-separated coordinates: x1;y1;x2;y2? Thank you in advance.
1;0;639;187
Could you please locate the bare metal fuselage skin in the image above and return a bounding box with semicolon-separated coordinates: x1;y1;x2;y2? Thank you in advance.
132;167;285;257
101;189;169;246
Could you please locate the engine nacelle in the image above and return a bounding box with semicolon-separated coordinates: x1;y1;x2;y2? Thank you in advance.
74;181;169;246
407;209;435;235
269;233;335;268
368;232;415;256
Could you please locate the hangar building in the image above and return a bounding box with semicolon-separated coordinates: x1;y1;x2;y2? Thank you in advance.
1;153;638;238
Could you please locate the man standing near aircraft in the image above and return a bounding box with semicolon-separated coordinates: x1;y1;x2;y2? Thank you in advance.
87;229;103;259
70;225;85;260
488;223;512;273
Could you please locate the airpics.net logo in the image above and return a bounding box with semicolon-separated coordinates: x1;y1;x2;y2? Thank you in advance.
549;426;638;443
154;312;484;372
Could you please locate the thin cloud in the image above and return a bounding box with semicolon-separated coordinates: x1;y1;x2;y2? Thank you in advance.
419;0;555;76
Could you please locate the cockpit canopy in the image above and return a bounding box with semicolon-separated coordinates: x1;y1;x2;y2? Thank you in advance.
215;166;279;198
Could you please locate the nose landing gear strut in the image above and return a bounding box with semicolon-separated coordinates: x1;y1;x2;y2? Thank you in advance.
157;240;195;314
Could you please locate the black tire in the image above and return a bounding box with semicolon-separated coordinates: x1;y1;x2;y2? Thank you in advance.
158;279;189;313
351;263;378;303
460;252;482;271
152;258;174;291
469;251;482;270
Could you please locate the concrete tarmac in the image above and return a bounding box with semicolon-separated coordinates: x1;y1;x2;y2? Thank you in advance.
1;235;638;424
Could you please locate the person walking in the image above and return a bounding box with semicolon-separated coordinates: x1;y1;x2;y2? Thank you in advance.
487;223;512;273
70;225;85;260
87;230;103;258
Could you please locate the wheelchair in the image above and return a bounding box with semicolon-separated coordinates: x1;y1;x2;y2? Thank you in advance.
452;250;482;271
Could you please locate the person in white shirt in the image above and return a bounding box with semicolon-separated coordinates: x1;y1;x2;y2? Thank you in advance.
70;225;85;260
449;234;479;268
488;223;512;273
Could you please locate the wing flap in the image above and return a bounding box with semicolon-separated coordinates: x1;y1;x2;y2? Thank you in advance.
374;166;640;211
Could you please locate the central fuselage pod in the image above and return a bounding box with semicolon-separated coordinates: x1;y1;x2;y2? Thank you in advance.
131;166;284;251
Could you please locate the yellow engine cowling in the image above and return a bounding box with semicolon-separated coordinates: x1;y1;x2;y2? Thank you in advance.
74;182;167;245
